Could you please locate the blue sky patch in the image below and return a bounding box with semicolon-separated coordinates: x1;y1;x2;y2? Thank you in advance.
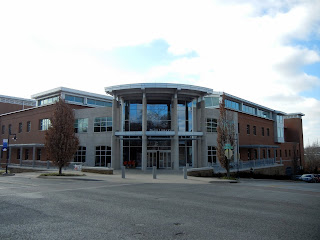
97;39;198;72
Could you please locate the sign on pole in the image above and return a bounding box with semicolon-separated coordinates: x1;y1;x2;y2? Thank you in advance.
224;149;233;159
2;139;8;151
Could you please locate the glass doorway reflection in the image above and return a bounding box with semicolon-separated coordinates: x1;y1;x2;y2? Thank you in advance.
147;150;171;169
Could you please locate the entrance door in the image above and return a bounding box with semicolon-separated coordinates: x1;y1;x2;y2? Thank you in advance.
147;150;171;169
147;151;157;168
159;151;171;168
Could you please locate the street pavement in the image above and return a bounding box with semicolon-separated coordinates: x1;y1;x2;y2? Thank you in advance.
0;170;319;240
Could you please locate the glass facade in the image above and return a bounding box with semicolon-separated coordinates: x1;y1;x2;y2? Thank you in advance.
178;101;192;132
147;102;171;131
123;138;142;168
179;138;192;167
124;100;143;131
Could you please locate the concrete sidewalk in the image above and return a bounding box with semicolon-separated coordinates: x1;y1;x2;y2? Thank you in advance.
11;169;238;184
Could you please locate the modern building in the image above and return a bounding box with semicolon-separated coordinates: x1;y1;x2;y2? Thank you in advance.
0;83;304;175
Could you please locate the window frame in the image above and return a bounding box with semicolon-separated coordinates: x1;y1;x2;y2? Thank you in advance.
206;118;218;133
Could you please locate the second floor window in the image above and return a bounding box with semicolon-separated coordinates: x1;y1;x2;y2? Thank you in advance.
9;124;12;135
1;125;4;134
74;118;88;133
206;118;217;132
19;123;22;133
247;125;250;134
27;121;31;132
94;117;112;132
39;119;51;130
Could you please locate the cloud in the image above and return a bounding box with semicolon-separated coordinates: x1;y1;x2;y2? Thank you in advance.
0;0;320;144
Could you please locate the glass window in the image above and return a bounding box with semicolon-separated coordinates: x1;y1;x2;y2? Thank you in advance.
243;105;256;115
65;95;84;104
39;119;51;130
205;97;219;108
87;98;112;107
9;124;12;135
1;125;5;134
208;146;217;166
19;123;22;133
38;96;59;106
27;121;31;132
247;125;250;134
74;146;86;162
74;118;88;133
95;146;111;167
225;99;240;110
253;126;256;135
207;118;217;132
262;127;265;136
124;100;143;131
94;117;112;132
147;102;171;131
179;139;192;167
17;149;21;160
25;149;29;160
37;149;41;160
267;128;270;136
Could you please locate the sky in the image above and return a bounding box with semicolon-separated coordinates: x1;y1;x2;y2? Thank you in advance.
0;0;319;146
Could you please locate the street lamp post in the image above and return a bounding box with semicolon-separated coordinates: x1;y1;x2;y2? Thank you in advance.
5;133;17;174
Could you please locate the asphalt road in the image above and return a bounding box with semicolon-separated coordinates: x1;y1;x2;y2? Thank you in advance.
0;173;319;240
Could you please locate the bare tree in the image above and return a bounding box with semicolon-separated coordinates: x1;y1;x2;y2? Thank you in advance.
217;94;236;178
45;99;79;174
304;141;320;173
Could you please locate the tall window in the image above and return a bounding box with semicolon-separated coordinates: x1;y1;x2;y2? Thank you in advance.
253;126;256;135
74;118;88;133
178;100;192;132
37;149;41;160
39;119;51;130
1;125;4;134
254;149;258;159
9;124;12;134
95;146;111;167
267;128;270;136
206;118;217;132
262;127;265;136
74;146;86;162
17;149;21;160
124;100;143;131
27;121;31;132
247;125;250;134
94;117;112;132
25;149;29;160
19;123;22;133
285;150;287;157
208;146;217;165
263;149;266;158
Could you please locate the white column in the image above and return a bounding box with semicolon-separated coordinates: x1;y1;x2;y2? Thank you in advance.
141;92;147;171
171;92;179;170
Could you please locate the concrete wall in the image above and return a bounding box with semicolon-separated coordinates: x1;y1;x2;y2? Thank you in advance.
75;107;112;166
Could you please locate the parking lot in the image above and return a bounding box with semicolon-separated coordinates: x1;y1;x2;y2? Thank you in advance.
1;171;320;240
